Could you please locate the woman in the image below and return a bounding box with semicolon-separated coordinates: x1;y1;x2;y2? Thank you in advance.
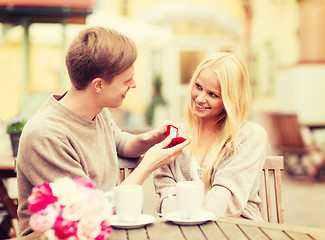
154;52;267;220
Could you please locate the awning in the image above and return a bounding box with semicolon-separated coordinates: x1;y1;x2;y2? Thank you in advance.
0;0;94;24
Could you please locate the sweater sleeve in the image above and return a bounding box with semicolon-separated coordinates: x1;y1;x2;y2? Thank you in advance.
153;164;178;214
203;122;267;219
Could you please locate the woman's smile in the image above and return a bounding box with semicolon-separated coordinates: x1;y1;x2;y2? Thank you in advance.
194;99;211;111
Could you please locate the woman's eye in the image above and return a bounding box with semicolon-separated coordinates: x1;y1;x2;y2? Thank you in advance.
195;83;202;90
209;92;218;98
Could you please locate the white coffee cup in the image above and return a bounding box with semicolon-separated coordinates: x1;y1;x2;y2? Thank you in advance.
176;181;204;219
105;185;143;223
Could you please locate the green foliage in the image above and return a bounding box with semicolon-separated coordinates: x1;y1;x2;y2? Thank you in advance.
6;117;27;134
145;75;166;126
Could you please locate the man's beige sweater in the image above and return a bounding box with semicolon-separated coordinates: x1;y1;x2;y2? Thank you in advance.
16;94;131;236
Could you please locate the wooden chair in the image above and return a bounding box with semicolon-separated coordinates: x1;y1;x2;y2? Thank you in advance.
264;113;307;159
118;155;286;224
118;157;140;183
259;156;285;224
263;112;325;178
0;169;19;238
119;167;135;183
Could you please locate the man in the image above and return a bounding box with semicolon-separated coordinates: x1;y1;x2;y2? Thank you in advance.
16;26;190;236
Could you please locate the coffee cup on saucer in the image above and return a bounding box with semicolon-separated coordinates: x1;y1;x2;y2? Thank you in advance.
105;185;143;223
175;181;204;219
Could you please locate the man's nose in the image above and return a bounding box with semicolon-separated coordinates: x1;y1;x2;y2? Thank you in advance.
130;79;136;89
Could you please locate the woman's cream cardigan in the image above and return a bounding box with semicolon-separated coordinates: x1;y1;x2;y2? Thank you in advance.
154;121;267;220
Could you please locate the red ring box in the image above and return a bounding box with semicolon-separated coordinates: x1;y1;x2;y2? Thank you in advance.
165;125;187;147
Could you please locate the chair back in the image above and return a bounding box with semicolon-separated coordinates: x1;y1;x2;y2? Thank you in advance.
119;168;135;183
118;156;286;224
264;113;307;155
118;156;141;184
0;168;19;237
259;156;285;223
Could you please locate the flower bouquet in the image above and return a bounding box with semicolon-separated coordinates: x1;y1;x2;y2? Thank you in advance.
28;177;113;240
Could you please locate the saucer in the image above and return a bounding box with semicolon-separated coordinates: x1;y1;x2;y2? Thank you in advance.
163;210;215;225
111;214;156;229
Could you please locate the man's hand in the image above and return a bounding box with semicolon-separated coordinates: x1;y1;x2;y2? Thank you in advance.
120;135;191;186
141;121;179;145
140;135;191;172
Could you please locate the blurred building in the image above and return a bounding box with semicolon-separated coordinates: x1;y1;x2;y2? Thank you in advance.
1;0;325;229
0;0;324;128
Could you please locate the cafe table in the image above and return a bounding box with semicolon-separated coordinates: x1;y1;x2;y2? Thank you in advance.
0;154;17;218
13;216;325;240
0;154;16;175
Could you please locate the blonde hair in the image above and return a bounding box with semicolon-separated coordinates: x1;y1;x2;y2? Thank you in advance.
184;52;252;187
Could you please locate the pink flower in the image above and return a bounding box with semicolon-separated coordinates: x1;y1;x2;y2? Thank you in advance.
28;182;57;213
50;178;79;206
73;177;96;189
53;214;78;239
76;218;102;240
95;221;112;240
29;203;60;233
61;198;86;222
28;177;113;240
81;188;107;217
60;184;105;221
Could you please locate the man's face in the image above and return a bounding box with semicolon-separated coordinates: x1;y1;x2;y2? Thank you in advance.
101;64;136;108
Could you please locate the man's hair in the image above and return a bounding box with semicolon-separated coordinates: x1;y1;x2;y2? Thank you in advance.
65;26;137;90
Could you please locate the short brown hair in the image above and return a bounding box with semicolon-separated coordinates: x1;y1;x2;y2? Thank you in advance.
65;26;137;90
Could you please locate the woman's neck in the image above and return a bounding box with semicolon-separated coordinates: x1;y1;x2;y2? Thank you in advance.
194;125;218;166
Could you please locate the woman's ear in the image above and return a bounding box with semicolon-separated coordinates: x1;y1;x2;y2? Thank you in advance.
91;78;103;93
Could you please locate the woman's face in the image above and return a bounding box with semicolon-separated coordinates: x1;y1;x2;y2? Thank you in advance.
190;67;225;122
